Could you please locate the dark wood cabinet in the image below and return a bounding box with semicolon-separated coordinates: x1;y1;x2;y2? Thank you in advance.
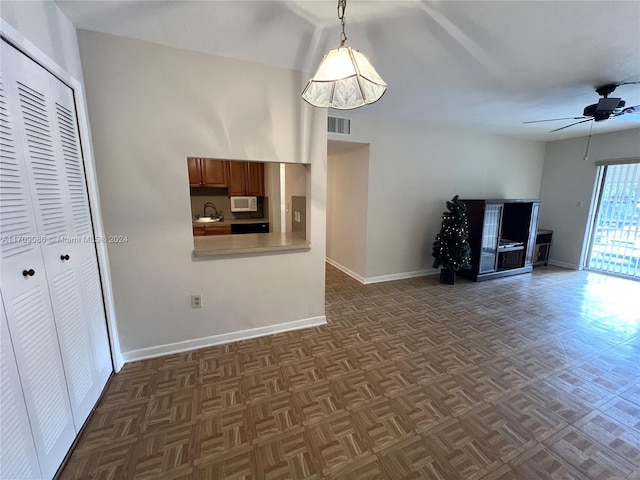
188;158;228;188
228;161;264;196
188;158;201;187
533;229;553;266
460;199;540;281
245;162;265;196
227;161;247;196
201;159;228;187
192;224;231;236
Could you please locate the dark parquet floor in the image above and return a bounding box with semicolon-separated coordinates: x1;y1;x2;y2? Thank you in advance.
60;265;640;479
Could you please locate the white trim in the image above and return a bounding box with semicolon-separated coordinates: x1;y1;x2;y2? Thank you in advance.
326;257;366;283
0;19;123;371
547;259;580;270
122;316;327;363
581;165;605;270
594;156;640;167
364;268;437;284
326;257;437;284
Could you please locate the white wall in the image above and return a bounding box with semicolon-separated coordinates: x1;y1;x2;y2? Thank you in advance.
329;113;547;280
539;128;640;269
326;144;370;279
0;1;83;81
77;31;327;360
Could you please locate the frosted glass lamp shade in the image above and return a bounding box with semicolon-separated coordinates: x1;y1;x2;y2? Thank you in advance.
302;47;387;109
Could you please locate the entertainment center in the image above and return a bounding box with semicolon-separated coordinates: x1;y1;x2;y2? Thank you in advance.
460;199;541;281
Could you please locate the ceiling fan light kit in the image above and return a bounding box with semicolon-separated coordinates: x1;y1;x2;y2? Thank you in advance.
302;0;387;109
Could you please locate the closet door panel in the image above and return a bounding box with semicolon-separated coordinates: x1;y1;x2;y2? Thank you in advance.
80;252;112;385
0;292;42;480
1;260;76;480
0;45;76;479
50;79;112;384
16;76;73;239
47;261;99;427
54;101;92;237
0;75;40;262
4;41;111;431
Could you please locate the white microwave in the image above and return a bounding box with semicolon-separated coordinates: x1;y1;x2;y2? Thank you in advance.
230;196;257;212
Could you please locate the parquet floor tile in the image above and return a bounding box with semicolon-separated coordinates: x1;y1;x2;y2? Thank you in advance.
60;265;640;479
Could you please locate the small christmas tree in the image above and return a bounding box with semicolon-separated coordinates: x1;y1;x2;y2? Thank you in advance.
432;195;471;282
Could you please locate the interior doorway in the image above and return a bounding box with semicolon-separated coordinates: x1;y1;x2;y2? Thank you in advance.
326;140;370;282
586;161;640;279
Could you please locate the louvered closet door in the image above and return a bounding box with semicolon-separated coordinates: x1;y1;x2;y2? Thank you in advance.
0;50;76;478
0;291;42;479
2;41;112;427
51;74;112;388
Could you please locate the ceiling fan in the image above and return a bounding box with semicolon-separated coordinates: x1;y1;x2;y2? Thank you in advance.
524;82;640;133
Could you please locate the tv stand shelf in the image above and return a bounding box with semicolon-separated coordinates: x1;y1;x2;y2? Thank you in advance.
460;199;540;282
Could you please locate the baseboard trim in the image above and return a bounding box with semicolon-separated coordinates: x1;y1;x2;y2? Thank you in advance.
547;259;580;270
326;257;366;283
363;268;438;284
326;257;437;284
122;316;327;364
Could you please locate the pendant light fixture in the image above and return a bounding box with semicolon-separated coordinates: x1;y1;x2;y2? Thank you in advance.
302;0;387;109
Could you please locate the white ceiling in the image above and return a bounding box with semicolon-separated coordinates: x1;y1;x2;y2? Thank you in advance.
56;0;640;141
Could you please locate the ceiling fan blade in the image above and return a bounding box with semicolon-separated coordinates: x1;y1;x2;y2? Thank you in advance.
610;105;640;118
523;117;588;124
549;118;593;133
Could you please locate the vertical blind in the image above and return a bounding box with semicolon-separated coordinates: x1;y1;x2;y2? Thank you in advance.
587;161;640;279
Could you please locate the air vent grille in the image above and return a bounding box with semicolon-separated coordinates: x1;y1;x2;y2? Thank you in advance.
328;116;351;135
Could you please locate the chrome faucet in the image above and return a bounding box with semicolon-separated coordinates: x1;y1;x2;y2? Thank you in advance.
203;202;220;219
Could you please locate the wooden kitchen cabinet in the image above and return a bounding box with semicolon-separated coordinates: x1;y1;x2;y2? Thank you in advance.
246;162;265;196
193;224;231;236
188;158;228;187
188;158;201;186
205;224;232;235
227;161;264;196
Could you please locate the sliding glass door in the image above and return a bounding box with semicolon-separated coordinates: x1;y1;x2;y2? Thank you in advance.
586;162;640;279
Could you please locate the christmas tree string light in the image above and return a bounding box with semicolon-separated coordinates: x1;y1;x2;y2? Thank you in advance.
432;195;472;274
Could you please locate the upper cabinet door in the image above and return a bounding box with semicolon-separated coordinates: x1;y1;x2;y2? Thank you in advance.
201;159;228;187
246;162;265;196
227;160;248;196
227;161;265;196
188;157;202;186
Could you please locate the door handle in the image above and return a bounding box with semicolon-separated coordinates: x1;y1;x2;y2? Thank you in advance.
22;269;35;277
60;254;70;261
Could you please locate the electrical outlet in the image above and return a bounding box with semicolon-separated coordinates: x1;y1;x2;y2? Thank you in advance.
191;294;202;309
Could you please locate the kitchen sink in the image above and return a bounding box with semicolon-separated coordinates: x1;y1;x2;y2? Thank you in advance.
194;217;220;223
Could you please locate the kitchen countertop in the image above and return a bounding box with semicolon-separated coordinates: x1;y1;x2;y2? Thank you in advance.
193;232;309;257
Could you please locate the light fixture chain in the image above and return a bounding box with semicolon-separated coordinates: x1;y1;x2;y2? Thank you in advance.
338;0;347;46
